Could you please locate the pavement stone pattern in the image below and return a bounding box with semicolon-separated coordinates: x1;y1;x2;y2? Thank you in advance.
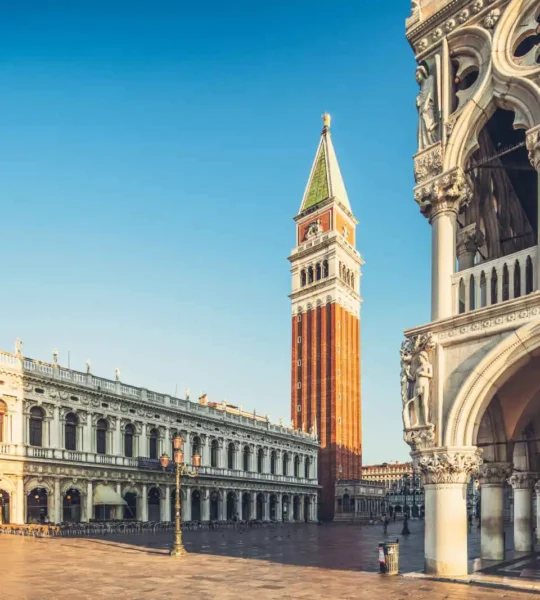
0;521;533;599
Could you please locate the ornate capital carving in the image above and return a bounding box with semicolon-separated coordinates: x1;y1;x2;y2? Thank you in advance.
456;223;484;258
478;462;512;485
414;142;443;185
527;125;540;172
404;424;435;451
414;448;482;485
414;168;473;221
508;472;538;490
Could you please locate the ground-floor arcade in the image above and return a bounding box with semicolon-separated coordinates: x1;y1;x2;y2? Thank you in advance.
404;318;540;577
0;462;318;525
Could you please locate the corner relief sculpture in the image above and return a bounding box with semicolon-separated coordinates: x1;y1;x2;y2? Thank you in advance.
416;64;440;151
401;332;436;451
414;142;443;185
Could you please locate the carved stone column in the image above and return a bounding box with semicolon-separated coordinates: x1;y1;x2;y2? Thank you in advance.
414;168;473;321
414;447;482;576
509;472;537;552
478;463;512;560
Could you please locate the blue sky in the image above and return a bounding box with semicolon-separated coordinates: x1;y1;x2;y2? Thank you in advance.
0;1;430;463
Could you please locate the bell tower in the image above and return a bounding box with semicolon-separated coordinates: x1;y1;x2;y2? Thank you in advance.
289;115;363;520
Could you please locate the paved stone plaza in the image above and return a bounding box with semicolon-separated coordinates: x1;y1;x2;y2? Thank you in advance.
0;521;535;599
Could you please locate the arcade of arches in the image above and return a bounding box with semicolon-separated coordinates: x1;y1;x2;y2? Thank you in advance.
0;477;317;525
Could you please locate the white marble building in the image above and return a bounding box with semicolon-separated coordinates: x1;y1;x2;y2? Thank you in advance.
0;344;319;525
404;0;540;577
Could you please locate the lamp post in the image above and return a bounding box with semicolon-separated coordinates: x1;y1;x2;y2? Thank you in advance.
160;435;201;558
401;475;411;535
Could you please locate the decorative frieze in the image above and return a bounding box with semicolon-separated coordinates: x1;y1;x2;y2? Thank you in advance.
414;142;443;185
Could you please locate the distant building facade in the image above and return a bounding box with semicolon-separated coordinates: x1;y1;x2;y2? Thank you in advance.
0;344;319;525
334;479;386;521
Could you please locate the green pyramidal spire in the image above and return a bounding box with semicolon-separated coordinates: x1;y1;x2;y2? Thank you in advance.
298;113;351;215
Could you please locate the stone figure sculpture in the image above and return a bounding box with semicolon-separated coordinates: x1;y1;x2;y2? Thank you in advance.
401;333;435;429
416;65;438;150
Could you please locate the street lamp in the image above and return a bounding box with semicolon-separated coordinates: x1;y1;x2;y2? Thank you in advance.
401;475;411;536
160;435;201;558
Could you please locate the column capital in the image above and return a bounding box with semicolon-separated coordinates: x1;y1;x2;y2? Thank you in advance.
526;124;540;171
478;462;512;486
456;223;484;260
414;167;473;222
413;447;482;485
509;472;538;490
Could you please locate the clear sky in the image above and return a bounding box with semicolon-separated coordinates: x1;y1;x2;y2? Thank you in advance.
0;1;431;464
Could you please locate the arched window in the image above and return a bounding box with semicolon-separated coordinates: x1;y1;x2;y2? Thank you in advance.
270;450;277;475
304;457;310;479
480;272;487;308
294;455;300;478
29;407;45;447
351;274;355;289
491;267;498;304
227;442;235;469
343;494;351;512
243;445;251;471
0;400;6;444
124;424;135;458
149;428;159;459
65;413;78;451
300;269;307;287
257;448;264;473
211;439;219;468
282;452;289;476
469;274;475;310
526;256;534;294
96;419;108;455
502;263;509;301
308;266;314;284
316;263;322;281
323;260;329;278
514;260;521;298
458;278;465;314
191;436;202;464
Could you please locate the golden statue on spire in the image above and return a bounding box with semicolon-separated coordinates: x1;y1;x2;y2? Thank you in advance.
322;112;331;130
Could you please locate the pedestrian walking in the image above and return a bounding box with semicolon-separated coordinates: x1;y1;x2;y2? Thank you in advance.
467;512;472;532
383;516;389;535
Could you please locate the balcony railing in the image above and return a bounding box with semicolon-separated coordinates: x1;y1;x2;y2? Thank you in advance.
451;246;537;315
22;446;138;467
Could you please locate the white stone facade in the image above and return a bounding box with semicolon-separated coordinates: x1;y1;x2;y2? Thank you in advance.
404;0;540;577
0;348;319;525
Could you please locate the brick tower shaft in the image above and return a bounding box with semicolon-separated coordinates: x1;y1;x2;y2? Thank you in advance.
289;115;363;520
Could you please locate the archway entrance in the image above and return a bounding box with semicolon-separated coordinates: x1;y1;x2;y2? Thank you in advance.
148;487;161;522
63;489;82;522
210;491;219;521
241;492;250;520
0;490;10;524
27;488;48;523
303;496;310;522
269;494;277;521
124;492;137;520
191;490;201;522
226;492;236;520
282;495;290;522
293;496;300;520
256;493;264;520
